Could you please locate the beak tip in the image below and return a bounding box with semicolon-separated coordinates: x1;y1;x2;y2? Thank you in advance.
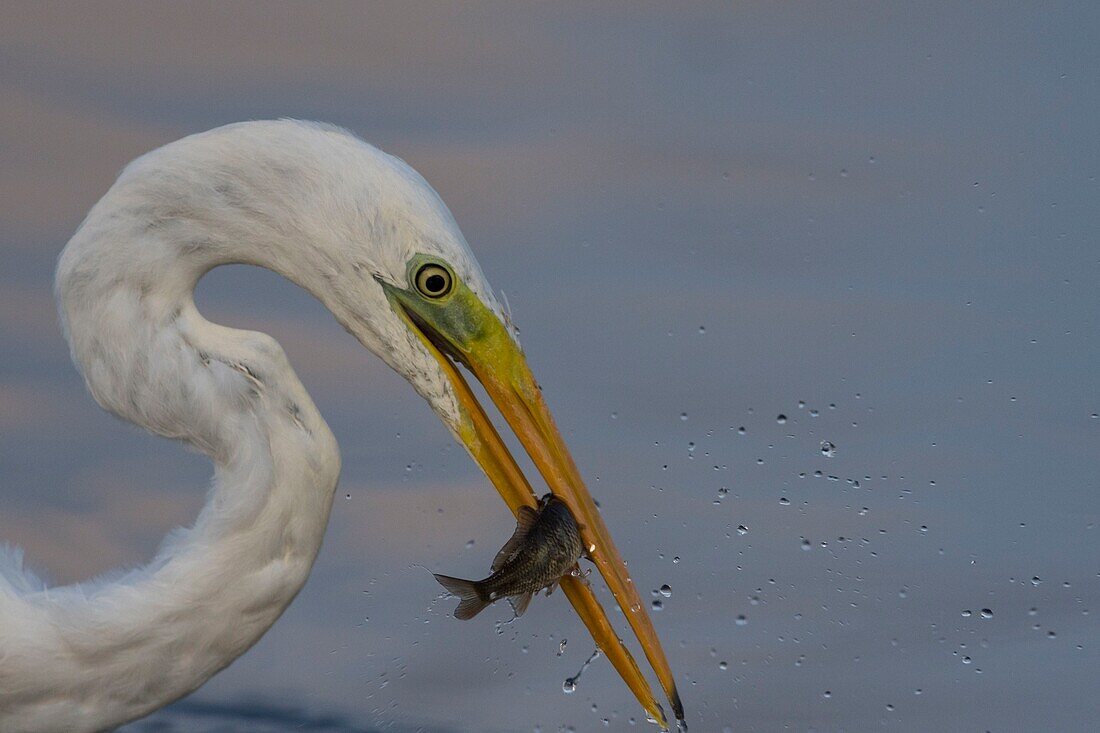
670;688;685;723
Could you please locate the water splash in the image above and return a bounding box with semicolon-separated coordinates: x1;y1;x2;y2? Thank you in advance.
562;647;602;696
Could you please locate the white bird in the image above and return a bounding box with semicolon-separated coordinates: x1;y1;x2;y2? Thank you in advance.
0;121;681;732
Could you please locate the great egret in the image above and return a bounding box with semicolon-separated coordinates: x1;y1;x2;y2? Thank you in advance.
0;121;681;732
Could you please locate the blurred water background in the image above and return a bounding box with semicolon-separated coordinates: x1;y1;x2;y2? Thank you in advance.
1;3;1098;731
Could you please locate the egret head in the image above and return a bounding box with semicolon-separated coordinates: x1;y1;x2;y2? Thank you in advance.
305;124;678;725
364;217;682;730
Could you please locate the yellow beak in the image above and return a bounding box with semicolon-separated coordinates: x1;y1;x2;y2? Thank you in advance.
379;262;682;728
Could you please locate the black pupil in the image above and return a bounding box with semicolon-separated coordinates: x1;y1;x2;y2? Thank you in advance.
425;273;446;293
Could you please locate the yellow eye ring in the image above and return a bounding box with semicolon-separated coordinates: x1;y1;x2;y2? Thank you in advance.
414;263;453;299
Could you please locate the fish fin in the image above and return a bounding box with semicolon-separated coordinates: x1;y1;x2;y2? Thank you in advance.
491;505;539;572
545;580;559;597
433;573;489;620
509;591;535;617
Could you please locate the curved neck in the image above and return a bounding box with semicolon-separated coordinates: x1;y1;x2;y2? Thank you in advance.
1;198;341;733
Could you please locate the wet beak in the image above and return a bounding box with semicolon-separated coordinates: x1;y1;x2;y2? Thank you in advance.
459;331;685;729
378;271;682;728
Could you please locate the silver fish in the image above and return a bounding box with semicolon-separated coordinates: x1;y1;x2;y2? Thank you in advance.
434;493;584;619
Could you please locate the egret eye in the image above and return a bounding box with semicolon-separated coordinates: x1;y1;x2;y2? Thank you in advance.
414;263;453;298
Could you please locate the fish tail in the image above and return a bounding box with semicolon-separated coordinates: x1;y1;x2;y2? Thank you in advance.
433;573;490;620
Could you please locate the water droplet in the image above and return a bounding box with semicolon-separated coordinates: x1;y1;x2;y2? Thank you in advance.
961;609;972;618
735;614;748;626
698;325;706;334
563;648;601;695
465;539;475;549
820;441;836;458
651;599;663;611
779;497;791;506
980;608;993;619
679;412;688;422
718;660;728;670
737;426;746;435
1031;576;1042;586
673;556;681;564
822;690;832;699
737;525;749;536
660;584;672;597
558;639;568;656
800;538;812;551
776;414;787;424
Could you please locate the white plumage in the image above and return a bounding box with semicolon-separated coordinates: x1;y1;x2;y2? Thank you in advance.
0;121;504;732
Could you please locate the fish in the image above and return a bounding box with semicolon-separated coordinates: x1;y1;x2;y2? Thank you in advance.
434;493;585;620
